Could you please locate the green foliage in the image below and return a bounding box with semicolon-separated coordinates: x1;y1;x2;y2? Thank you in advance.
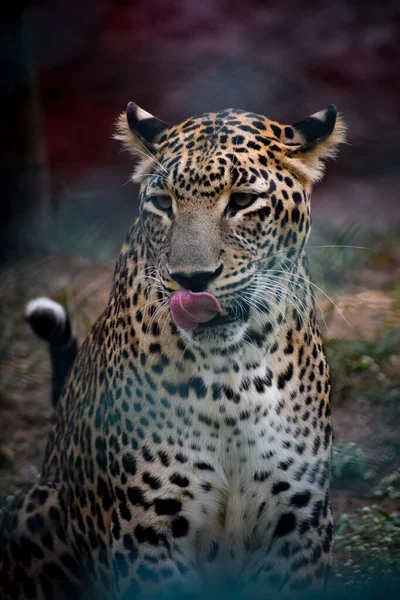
327;329;400;366
372;471;400;502
326;329;400;405
335;503;400;588
332;443;369;482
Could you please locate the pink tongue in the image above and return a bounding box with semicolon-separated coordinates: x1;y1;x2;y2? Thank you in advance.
170;290;222;331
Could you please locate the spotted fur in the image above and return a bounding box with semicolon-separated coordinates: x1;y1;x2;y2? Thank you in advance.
0;102;345;599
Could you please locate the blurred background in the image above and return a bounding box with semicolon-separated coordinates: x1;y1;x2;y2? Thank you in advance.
0;0;399;592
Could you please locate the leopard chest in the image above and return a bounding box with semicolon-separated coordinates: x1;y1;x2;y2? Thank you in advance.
111;350;328;486
104;348;331;585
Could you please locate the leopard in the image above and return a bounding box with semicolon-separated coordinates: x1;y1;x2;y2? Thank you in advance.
0;101;346;599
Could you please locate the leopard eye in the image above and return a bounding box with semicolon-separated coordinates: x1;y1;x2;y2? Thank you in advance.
150;195;172;213
229;192;258;210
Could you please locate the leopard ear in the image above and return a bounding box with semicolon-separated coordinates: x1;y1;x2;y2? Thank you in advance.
282;105;346;184
114;102;169;153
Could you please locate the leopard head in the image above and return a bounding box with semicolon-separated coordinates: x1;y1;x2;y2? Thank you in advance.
115;102;345;345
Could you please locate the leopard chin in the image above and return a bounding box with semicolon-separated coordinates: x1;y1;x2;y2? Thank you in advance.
184;319;249;349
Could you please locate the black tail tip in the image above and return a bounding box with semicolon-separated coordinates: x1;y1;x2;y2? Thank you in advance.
25;297;73;347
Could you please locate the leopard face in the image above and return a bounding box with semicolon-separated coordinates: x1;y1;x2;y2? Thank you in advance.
116;104;345;346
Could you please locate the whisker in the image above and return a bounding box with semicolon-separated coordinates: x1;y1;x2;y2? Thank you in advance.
240;284;307;331
280;254;354;332
306;245;369;250
255;272;331;340
259;260;354;332
133;139;169;175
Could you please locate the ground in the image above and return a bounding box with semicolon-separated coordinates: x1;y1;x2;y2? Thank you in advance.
0;224;399;593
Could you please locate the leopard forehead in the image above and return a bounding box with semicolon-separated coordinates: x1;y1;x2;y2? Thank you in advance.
156;110;289;179
159;109;291;153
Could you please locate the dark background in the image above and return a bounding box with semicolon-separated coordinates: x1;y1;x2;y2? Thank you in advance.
1;0;400;259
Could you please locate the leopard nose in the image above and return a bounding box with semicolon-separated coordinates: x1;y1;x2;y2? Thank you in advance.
169;264;223;293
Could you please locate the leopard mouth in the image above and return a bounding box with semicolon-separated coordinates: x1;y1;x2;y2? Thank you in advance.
168;287;252;332
197;297;250;328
